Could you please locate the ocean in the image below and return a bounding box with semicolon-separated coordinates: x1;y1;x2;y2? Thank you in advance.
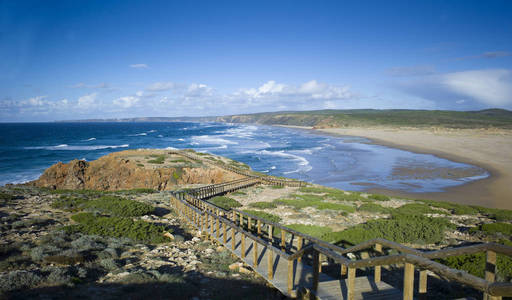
0;122;488;193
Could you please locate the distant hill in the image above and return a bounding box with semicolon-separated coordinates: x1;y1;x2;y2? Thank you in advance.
57;109;512;129
215;109;512;129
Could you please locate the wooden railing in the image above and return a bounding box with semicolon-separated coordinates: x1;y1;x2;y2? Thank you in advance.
168;149;306;187
168;154;512;299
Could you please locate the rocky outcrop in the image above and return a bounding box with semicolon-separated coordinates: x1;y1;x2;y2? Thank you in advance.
30;150;243;191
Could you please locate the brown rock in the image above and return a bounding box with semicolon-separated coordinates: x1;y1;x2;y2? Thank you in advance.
30;149;243;191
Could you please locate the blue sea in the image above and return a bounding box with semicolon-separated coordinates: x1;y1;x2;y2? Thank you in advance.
0;122;488;193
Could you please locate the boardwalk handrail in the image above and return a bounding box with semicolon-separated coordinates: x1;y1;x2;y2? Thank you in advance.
168;149;306;187
168;154;512;299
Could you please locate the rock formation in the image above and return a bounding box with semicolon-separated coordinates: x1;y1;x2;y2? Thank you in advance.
30;149;243;191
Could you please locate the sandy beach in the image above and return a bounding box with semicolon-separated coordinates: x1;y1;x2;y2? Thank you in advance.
309;127;512;209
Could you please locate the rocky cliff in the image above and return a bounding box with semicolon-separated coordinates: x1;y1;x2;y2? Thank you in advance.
30;149;244;191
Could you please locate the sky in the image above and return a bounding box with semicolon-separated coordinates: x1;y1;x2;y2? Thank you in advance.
1;0;512;122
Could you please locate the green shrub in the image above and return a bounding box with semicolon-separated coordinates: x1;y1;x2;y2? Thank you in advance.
286;224;332;239
242;210;281;223
323;214;454;245
358;203;391;214
393;203;443;215
470;222;512;236
270;185;285;189
118;188;156;194
249;202;277;209
147;155;165;164
85;196;154;217
51;196;89;211
0;192;14;202
273;198;312;209
421;200;480;215
65;213;168;244
437;252;512;280
314;202;355;212
208;196;242;210
231;191;247;196
368;194;390;201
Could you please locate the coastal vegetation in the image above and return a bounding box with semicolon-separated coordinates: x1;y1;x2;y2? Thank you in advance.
217;108;512;129
207;196;242;210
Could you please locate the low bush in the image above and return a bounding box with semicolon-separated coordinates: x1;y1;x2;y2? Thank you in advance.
286;224;332;239
323;214;454;245
85;196;154;217
392;203;444;215
147;155;165;164
314;202;355;212
0;270;43;292
358;203;391;214
208;196;242;210
437;252;512;281
470;222;512;236
65;213;168;244
117;188;156;194
249;202;277;209
242;210;282;223
51;196;89;211
368;194;390;201
231;191;247;196
43;254;86;265
421;200;480;215
270;185;285;189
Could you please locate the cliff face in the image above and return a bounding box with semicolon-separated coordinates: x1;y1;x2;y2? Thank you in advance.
31;150;243;191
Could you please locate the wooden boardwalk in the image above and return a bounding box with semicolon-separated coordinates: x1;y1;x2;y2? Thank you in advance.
167;149;512;300
202;213;402;299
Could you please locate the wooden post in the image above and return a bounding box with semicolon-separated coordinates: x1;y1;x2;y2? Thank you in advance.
268;247;274;280
297;237;303;262
375;243;382;283
241;233;246;259
257;220;261;236
419;270;427;300
253;240;258;268
312;251;319;292
216;217;220;239
223;222;227;244
341;264;347;277
318;254;323;273
287;259;294;295
403;263;414;300
347;267;356;300
281;230;286;250
210;216;214;241
248;217;252;231
231;227;236;250
484;250;501;300
269;225;273;243
240;213;243;228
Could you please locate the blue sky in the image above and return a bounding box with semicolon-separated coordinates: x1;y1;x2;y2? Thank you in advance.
1;0;512;121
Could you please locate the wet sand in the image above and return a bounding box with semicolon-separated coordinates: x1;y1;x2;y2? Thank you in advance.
314;127;512;209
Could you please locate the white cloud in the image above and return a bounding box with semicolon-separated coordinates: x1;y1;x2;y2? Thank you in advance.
236;80;354;101
441;69;512;106
186;83;214;98
113;96;139;108
396;69;512;108
130;64;149;69
77;93;97;109
146;81;176;91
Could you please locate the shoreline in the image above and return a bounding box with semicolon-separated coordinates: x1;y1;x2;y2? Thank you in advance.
312;127;512;209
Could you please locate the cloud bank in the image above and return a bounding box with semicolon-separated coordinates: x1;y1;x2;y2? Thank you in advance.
395;69;512;108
